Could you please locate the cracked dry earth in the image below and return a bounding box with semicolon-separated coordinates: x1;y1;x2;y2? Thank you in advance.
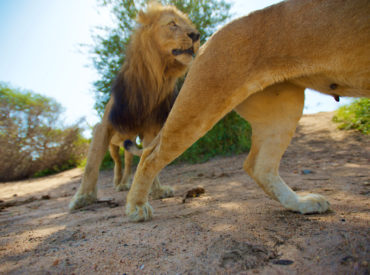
0;112;369;274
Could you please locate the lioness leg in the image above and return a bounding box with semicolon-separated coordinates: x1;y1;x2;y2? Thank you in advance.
125;81;252;221
69;121;113;210
235;83;330;214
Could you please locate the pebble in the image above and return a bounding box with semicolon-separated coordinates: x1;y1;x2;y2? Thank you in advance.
301;169;313;175
273;259;294;265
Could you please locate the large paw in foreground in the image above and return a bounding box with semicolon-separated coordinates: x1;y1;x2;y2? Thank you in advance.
125;201;153;222
296;193;330;214
150;185;174;200
69;192;97;211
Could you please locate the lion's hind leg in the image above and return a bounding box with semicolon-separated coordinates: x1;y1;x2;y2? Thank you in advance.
235;83;330;214
109;144;123;188
116;149;134;191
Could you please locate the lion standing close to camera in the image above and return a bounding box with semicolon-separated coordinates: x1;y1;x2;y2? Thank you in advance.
69;4;200;210
124;0;370;222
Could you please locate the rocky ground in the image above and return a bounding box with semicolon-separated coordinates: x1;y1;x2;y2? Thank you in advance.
0;112;369;274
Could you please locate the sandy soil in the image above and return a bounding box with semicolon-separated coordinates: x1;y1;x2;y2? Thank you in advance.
1;112;369;275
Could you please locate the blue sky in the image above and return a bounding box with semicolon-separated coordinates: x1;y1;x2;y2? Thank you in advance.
0;0;352;136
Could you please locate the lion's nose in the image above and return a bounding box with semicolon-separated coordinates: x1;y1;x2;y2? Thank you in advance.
188;32;200;42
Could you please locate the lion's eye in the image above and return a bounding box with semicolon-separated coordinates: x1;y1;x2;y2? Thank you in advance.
168;21;177;27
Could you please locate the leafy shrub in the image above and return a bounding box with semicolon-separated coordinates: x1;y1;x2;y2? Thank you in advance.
333;98;369;134
175;111;252;163
0;83;89;181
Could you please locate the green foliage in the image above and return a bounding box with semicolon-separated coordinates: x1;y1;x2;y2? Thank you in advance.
175;111;252;163
333;98;369;134
0;83;89;181
91;0;231;116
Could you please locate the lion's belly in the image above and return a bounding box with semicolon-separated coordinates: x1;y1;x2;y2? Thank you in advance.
292;73;370;98
110;133;126;147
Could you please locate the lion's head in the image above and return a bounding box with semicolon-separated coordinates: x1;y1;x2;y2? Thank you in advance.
136;3;200;67
109;4;200;134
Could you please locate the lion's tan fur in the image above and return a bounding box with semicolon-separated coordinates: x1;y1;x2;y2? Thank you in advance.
116;6;192;122
125;0;370;222
69;4;199;210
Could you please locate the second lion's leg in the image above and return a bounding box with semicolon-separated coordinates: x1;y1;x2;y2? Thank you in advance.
116;150;134;191
109;144;122;189
235;83;330;214
142;130;174;199
110;133;136;191
69;121;112;210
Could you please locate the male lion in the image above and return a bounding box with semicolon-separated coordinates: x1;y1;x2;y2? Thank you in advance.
69;4;200;210
124;0;370;221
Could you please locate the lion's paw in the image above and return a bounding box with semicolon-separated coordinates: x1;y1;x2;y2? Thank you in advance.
125;201;153;222
69;192;97;211
151;185;174;200
296;194;330;214
115;183;131;192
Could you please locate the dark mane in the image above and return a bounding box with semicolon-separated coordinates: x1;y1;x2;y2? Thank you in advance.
109;73;178;135
106;3;191;136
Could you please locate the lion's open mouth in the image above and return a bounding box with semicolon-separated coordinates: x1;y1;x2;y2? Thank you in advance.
172;47;195;57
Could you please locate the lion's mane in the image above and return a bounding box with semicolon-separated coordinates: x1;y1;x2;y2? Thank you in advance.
109;5;190;135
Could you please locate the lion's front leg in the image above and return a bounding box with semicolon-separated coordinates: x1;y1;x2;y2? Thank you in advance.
69;121;112;210
236;83;330;214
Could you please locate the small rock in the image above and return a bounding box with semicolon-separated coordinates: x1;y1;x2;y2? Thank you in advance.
341;255;355;265
182;187;205;203
301;169;313;175
272;259;294;265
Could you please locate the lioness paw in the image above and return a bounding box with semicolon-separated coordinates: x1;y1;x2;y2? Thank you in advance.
69;192;97;211
151;185;174;200
115;183;131;192
297;194;330;214
125;201;153;222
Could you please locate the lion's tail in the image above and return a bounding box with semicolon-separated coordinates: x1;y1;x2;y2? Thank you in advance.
124;140;143;156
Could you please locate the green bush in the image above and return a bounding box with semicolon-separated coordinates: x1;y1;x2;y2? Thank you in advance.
0;83;89;181
333;98;369;134
175;111;252;163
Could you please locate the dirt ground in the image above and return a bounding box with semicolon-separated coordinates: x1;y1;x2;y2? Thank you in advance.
1;112;369;275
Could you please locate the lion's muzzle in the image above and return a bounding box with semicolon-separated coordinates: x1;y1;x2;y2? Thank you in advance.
172;47;195;57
